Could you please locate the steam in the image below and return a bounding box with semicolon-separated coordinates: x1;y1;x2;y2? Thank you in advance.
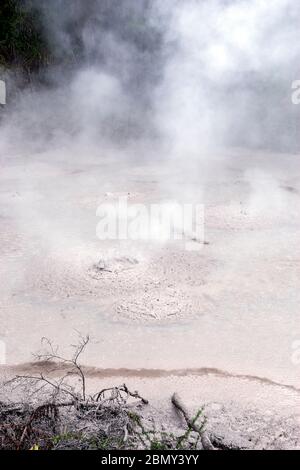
154;0;300;155
0;0;298;269
1;0;299;156
1;1;300;371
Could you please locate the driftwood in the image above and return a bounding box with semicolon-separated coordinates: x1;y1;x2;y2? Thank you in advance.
172;393;215;450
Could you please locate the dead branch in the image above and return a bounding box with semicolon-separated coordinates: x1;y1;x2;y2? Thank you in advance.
172;393;215;450
122;384;149;405
17;403;60;449
35;335;90;401
94;384;148;405
14;374;79;401
0;337;151;450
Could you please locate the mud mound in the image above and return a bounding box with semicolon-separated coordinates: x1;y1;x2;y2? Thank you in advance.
114;287;202;323
89;256;139;278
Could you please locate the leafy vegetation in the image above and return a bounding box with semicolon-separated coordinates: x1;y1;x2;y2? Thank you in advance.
0;0;162;76
0;0;51;72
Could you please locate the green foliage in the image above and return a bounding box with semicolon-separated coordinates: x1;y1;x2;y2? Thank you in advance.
176;408;205;449
150;439;168;450
51;431;81;446
0;0;51;71
128;408;206;450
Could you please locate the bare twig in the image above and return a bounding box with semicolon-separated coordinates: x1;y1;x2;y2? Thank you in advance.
35;335;90;401
94;384;148;405
123;424;129;443
14;374;78;401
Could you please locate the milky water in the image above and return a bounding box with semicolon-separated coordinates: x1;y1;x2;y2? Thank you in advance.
0;147;299;389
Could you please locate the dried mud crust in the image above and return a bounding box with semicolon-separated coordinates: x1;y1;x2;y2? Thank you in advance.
18;244;214;323
114;288;201;322
88;256;140;276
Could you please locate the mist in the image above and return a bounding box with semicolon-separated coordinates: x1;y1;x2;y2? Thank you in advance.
0;2;300;445
0;0;299;157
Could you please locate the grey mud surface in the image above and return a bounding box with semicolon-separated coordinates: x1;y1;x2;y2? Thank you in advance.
0;146;300;448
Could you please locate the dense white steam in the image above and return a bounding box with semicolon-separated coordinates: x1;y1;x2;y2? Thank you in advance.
1;0;299;154
154;0;300;155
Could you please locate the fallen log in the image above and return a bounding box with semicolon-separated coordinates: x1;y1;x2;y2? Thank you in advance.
171;393;215;450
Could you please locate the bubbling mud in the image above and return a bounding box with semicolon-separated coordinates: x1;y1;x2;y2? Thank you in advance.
0;149;300;390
